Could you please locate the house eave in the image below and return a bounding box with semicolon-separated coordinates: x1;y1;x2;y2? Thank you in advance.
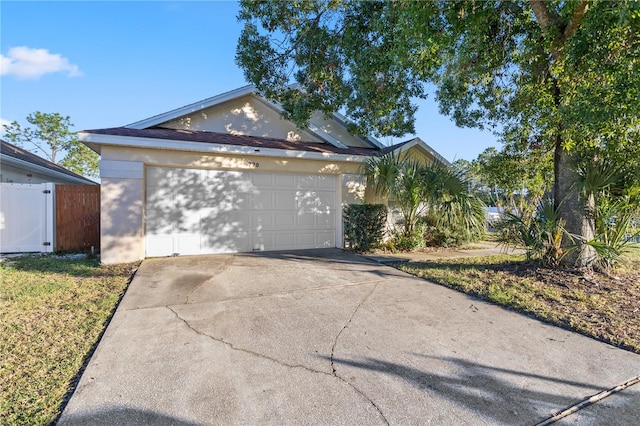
0;154;96;185
125;85;257;130
77;132;372;163
391;138;451;167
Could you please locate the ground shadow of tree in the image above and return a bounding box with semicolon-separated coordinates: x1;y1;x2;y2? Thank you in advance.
57;406;201;426
324;354;638;424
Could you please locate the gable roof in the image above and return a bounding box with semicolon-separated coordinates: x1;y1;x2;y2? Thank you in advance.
384;137;451;167
125;85;384;150
0;139;96;184
80;127;379;160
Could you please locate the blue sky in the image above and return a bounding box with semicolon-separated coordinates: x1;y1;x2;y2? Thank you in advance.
1;1;500;162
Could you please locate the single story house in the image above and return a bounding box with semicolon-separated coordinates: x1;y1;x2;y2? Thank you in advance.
0;139;96;185
79;85;448;264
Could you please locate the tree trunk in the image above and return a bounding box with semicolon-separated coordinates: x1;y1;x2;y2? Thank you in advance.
554;143;597;268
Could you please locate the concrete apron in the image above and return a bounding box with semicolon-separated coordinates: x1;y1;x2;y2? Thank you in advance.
59;249;639;425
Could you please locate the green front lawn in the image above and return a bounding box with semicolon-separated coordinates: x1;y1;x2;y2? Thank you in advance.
399;254;640;354
0;255;137;425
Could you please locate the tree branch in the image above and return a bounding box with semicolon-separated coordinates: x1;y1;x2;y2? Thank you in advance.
529;0;562;32
529;0;565;60
563;0;589;41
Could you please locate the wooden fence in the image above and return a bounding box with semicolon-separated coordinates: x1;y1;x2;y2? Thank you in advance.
55;185;100;252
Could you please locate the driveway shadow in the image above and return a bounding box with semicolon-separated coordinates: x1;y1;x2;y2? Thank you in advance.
58;406;201;426
324;354;637;424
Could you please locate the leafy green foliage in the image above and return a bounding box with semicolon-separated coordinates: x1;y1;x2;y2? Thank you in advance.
471;146;553;219
343;203;387;252
362;152;484;248
236;0;640;267
2;112;98;178
575;157;640;271
497;199;574;267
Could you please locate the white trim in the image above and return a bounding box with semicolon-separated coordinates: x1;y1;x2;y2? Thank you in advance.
126;85;257;129
307;123;349;149
100;160;144;179
43;183;55;253
78;132;370;163
391;137;451;166
0;154;96;185
331;111;384;149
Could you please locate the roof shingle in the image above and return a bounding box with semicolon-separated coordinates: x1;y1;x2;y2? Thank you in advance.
81;127;382;157
1;139;95;183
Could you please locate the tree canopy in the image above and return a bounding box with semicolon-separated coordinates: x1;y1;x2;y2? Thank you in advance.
237;0;640;267
3;112;98;178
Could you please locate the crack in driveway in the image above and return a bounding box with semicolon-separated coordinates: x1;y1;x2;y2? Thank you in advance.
166;281;390;425
328;282;389;425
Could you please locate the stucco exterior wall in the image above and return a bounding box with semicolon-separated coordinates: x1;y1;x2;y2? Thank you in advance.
309;111;370;148
100;176;144;264
163;95;319;143
98;145;366;264
161;94;370;148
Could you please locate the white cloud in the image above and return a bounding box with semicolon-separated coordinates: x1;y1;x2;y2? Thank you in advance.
0;118;12;136
0;46;83;80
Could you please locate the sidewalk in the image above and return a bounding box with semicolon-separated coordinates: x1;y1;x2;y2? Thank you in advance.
364;241;525;265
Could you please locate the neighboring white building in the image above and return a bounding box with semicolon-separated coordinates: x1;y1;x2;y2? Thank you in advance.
1;139;96;185
79;85;448;264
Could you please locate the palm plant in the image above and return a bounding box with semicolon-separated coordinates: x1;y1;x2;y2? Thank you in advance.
497;198;574;267
361;152;485;244
361;153;426;237
575;157;640;271
423;164;486;243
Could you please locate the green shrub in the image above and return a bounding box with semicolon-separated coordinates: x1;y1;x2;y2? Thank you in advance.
586;194;640;272
497;198;574;267
380;228;424;252
343;204;387;252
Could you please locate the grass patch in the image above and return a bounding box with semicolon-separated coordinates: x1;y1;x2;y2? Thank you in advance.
399;254;640;354
0;255;138;425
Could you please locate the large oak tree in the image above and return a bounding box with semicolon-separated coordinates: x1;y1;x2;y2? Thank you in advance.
236;0;639;267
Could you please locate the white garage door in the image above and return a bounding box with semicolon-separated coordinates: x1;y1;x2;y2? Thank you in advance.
145;167;337;256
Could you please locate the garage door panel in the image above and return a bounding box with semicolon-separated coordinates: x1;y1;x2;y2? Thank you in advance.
146;236;175;257
297;212;315;228
254;172;275;188
274;191;296;210
296;232;316;247
274;174;295;188
146;168;337;256
253;212;275;230
316;191;336;209
175;235;201;255
315;175;336;189
273;232;295;249
253;191;274;209
275;212;295;228
317;231;336;247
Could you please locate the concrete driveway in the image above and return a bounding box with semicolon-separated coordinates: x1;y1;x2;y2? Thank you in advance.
59;249;639;425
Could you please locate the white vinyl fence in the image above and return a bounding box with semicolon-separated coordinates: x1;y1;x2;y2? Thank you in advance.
0;183;55;253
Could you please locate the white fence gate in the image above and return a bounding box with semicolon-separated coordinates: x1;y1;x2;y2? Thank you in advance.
0;183;55;253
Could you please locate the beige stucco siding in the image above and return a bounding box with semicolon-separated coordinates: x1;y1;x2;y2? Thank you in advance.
309;111;370;148
161;94;370;149
163;95;319;143
100;177;144;264
100;146;363;176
